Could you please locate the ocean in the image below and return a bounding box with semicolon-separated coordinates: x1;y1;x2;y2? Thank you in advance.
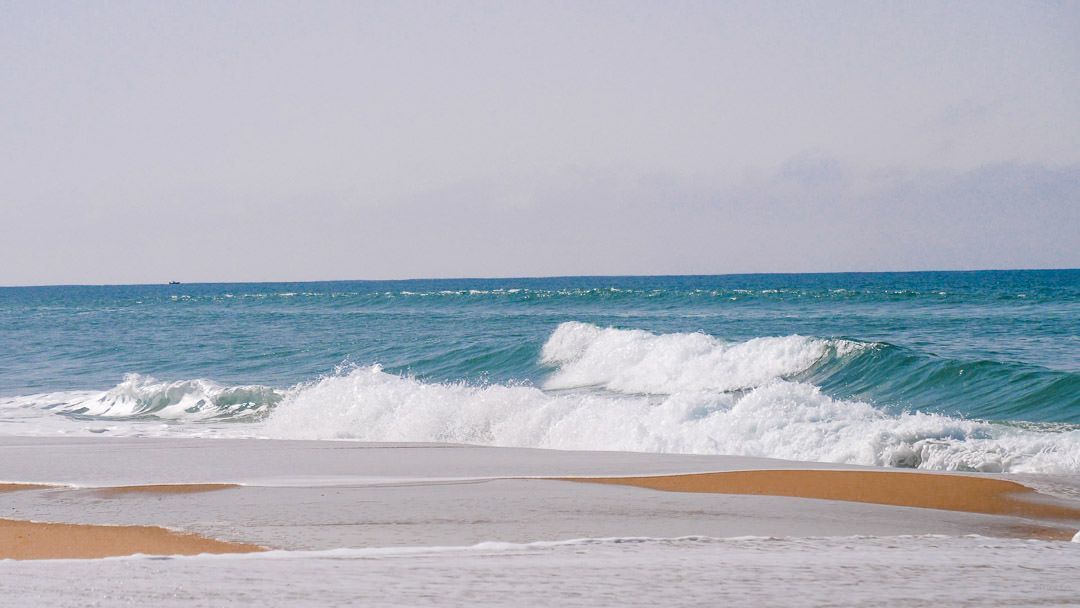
1;269;1077;473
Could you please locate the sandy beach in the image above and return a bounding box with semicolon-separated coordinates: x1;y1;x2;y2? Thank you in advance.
0;439;1078;605
2;437;1078;561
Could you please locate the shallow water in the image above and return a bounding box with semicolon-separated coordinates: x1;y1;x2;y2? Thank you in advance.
2;536;1078;607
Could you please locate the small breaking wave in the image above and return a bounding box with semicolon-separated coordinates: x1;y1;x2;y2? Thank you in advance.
2;374;283;421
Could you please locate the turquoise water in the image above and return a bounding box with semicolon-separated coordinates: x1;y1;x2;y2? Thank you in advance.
1;270;1077;472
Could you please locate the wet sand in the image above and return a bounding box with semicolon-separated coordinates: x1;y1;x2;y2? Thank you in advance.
0;518;264;560
0;483;57;493
0;483;259;559
561;469;1080;521
96;483;241;496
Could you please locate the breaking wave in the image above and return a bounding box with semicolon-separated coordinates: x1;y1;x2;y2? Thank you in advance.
2;323;1076;473
540;321;866;393
262;364;1079;474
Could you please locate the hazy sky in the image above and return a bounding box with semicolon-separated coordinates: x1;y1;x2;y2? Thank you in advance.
2;1;1078;285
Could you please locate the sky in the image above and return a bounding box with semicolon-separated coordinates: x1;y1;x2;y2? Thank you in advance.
1;0;1078;285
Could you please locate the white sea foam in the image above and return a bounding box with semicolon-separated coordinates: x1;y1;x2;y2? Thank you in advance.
263;364;1080;473
540;321;864;393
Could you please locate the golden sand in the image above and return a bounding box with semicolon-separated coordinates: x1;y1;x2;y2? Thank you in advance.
560;469;1080;524
1;482;261;559
0;483;57;493
4;472;1078;558
96;483;240;496
0;518;265;560
1;482;239;496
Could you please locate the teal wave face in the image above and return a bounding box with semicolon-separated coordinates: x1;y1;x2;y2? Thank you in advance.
800;343;1080;424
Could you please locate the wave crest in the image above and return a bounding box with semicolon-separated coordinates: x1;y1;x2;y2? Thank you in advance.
540;321;866;394
28;373;283;420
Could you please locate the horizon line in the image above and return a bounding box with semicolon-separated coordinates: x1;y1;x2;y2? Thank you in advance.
2;266;1077;289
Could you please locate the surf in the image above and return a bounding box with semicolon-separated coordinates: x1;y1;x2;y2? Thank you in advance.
4;322;1077;474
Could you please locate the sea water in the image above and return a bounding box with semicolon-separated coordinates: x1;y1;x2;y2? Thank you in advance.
1;270;1077;473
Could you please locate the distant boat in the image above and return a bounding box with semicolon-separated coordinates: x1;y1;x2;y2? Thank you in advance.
168;281;181;285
